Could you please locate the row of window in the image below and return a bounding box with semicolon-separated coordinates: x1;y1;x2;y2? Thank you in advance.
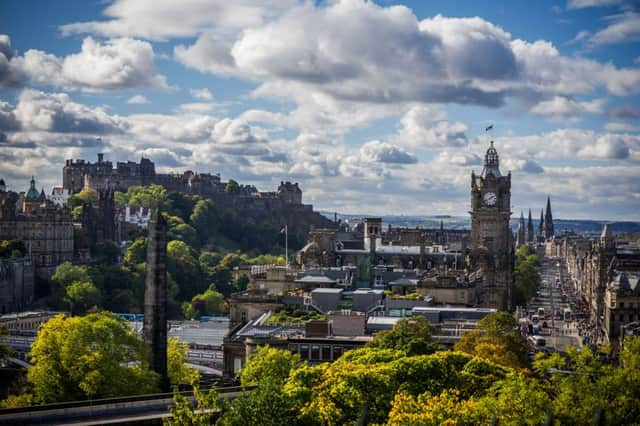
287;343;352;361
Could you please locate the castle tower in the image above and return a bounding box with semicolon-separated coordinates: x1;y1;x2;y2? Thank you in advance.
470;141;513;310
527;209;534;243
143;209;169;392
516;211;526;248
543;196;554;239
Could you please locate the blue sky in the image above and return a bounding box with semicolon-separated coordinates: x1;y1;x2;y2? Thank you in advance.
0;0;639;220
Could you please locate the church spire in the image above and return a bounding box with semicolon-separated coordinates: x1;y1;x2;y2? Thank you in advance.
538;209;544;237
527;209;534;243
544;196;554;239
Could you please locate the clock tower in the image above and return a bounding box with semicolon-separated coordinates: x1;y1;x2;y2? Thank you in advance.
469;141;514;311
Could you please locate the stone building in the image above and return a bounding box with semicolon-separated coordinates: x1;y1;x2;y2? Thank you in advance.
604;272;640;345
0;177;74;279
0;257;34;314
468;141;514;311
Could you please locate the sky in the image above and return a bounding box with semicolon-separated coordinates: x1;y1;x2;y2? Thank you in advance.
0;0;639;221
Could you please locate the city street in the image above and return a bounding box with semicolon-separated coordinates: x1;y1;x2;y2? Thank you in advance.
519;254;582;353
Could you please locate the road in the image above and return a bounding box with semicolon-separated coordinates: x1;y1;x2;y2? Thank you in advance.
519;254;582;353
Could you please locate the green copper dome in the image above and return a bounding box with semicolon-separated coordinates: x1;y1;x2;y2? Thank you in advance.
25;176;40;201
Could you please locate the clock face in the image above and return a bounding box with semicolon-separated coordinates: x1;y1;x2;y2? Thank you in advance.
483;192;497;206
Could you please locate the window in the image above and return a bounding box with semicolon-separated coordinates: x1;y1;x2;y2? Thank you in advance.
300;344;309;360
620;314;625;322
322;346;331;361
241;311;247;323
333;346;343;359
311;345;320;361
620;302;624;309
288;344;299;353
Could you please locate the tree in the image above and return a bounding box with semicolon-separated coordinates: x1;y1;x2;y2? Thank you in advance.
189;199;217;244
367;316;440;356
64;280;101;315
167;240;204;299
0;240;27;258
225;179;240;193
455;311;529;368
28;313;158;403
240;345;302;388
514;247;541;307
92;240;121;263
165;386;221;426
66;188;98;209
52;262;91;288
115;184;166;209
167;338;200;386
124;237;147;266
188;289;225;318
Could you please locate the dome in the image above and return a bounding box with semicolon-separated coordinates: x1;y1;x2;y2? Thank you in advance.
25;176;40;201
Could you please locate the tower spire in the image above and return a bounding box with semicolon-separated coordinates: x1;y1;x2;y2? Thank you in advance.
527;209;534;243
544;196;554;239
481;141;501;178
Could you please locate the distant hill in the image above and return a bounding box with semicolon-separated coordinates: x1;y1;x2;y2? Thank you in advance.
321;212;640;236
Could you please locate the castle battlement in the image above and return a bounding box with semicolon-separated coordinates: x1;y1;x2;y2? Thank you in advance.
62;154;303;205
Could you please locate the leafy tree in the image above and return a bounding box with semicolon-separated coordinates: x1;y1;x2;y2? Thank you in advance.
387;389;477;425
234;274;250;292
66;188;98;209
455;311;529;368
166;192;198;223
115;184;166;209
52;262;91;288
199;251;222;272
367;316;440;356
225;179;240;193
168;223;198;248
168;338;200;386
0;325;13;366
28;313;159;403
189;288;225;318
240;345;302;388
190;199;218;244
0;393;33;408
64;280;101;315
513;246;541;307
0;240;27;258
92;240;121;263
124;237;147;266
165;386;221;426
167;240;204;299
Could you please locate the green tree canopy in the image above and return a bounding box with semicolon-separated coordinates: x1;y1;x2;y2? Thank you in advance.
367;316;440;356
455;311;529;369
28;313;159;403
225;179;240;193
115;184;167;209
66;188;98;209
240;345;302;388
64;280;101;315
0;240;27;258
124;237;147;266
52;262;92;288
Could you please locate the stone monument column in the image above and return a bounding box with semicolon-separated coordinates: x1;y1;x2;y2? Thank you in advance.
143;209;169;392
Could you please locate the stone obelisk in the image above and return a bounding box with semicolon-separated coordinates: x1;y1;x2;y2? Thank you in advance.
143;209;169;392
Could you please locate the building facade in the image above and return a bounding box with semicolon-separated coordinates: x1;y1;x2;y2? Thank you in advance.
468;142;514;311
